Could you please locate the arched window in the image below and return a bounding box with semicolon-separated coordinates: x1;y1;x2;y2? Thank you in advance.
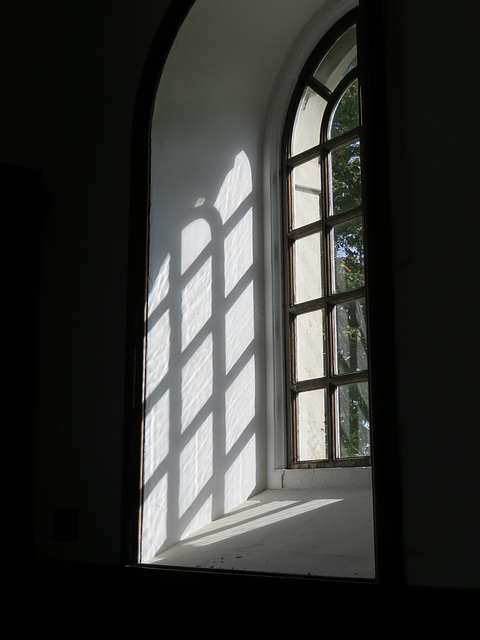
131;0;397;582
283;12;370;468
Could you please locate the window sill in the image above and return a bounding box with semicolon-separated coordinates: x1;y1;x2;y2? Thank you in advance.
268;465;372;490
146;486;375;579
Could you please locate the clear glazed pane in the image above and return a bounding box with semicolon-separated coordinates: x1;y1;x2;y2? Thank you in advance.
297;388;328;461
291;86;327;157
334;298;368;375
295;309;325;382
330;139;361;214
328;78;360;139
336;382;370;458
292;158;322;228
333;216;364;292
293;232;323;303
313;25;357;92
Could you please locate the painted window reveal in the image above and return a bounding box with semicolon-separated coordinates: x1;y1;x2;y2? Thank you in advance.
284;16;370;468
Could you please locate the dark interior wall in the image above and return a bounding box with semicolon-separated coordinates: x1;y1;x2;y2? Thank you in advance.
0;1;42;168
3;0;480;610
2;0;174;565
382;0;480;589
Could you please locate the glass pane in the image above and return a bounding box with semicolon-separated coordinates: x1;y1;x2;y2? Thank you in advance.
291;86;327;157
336;382;370;458
328;78;359;139
297;388;328;461
313;25;357;92
334;299;368;375
330;139;361;214
295;309;325;382
333;216;364;293
292;158;322;228
293;232;322;303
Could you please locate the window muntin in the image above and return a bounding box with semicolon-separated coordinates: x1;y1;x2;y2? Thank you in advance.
291;89;327;157
284;16;370;468
328;78;360;139
313;24;357;91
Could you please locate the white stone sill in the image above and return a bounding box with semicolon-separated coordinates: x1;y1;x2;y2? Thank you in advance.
268;466;372;490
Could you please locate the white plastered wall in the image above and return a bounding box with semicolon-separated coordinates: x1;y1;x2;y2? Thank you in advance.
141;0;360;562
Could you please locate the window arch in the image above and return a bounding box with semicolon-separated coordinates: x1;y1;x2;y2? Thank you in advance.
126;0;405;585
283;11;370;468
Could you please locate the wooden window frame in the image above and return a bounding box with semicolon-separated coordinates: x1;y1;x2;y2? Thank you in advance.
283;10;370;469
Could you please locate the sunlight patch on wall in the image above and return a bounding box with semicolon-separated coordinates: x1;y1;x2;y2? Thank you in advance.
214;151;252;224
147;253;171;318
181;333;213;433
224;434;256;513
181;218;212;274
143;146;257;559
224;207;253;296
180;495;213;542
145;309;171;394
141;473;168;561
225;281;254;374
144;388;170;479
225;355;256;454
181;256;212;351
179;413;213;517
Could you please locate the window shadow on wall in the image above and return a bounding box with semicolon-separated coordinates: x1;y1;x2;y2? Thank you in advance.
141;150;264;561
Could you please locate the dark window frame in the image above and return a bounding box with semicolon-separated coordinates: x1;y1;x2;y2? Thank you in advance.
283;10;370;469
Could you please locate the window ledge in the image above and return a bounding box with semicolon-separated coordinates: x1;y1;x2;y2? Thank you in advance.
146;486;375;579
268;466;372;490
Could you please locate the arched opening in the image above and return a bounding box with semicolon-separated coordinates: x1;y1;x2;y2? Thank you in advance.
135;0;381;580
